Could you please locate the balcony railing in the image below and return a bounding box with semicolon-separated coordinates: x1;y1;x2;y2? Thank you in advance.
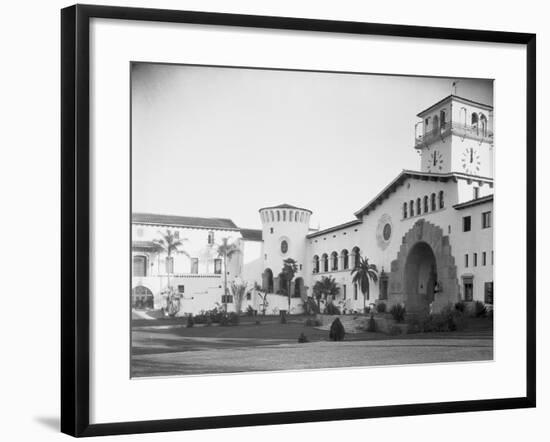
415;122;493;148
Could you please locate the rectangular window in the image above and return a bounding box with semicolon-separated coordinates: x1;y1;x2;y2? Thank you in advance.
484;281;494;304
463;216;471;232
473;253;478;267
190;258;199;274
482;252;487;266
221;294;233;304
214;259;222;274
177;285;185;294
482;211;492;228
354;283;358;300
343;284;346;300
207;231;214;245
463;280;473;302
465;254;469;268
246;292;251;301
165;257;174;274
133;256;147;277
473;187;480;199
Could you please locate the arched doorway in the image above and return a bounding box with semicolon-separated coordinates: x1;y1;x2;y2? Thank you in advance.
404;242;437;313
263;268;274;293
294;277;304;298
389;219;459;313
132;285;154;309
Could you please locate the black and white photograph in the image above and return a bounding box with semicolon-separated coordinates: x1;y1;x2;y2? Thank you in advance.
130;63;495;378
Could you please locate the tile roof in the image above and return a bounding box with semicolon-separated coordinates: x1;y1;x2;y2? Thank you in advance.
353;170;493;218
131;240;160;250
132;213;239;230
306;219;362;239
453;194;493;210
258;203;312;213
240;228;263;241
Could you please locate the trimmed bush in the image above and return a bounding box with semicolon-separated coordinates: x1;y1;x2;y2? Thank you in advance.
324;303;341;315
329;318;345;341
304;297;320;315
389;325;402;335
298;332;309;343
454;301;466;313
367;314;376;332
280;311;287;324
186;315;194;328
376;302;387;313
473;301;487;318
390;304;406;323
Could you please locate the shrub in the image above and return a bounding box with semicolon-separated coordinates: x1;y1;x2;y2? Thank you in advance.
304;297;320;315
389;325;402;335
280;311;287;324
305;318;322;327
367;314;376;332
487;307;494;321
473;301;487;318
390;304;406;323
298;332;309;343
376;302;387;313
186;315;194;328
329;318;345;341
255;320;261;325
364;306;371;314
246;305;255;317
324;303;341;315
219;312;240;326
454;301;466;313
406;316;422;334
422;306;467;332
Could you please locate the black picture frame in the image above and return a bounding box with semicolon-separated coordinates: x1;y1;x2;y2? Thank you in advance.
61;4;536;437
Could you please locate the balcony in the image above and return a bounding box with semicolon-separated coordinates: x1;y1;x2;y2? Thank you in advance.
415;122;493;148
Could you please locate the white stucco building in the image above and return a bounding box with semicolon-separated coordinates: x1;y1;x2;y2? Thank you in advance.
132;94;494;316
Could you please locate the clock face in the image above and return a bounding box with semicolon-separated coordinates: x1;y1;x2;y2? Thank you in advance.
427;149;444;172
461;147;481;174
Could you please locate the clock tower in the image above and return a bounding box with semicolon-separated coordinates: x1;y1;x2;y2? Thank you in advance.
414;95;493;178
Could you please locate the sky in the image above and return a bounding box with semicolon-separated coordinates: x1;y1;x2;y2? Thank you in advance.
131;63;492;231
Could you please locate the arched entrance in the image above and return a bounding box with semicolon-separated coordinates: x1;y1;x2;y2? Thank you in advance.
294;277;304;298
132;285;154;309
262;268;274;293
404;242;437;314
389;219;459;313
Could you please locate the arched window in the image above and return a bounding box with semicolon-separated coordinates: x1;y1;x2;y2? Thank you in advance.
263;268;274;293
433;115;439;132
431;193;436;211
133;255;147;277
270;211;274;222
283;211;286;221
403;202;408;218
440;109;447;130
416;198;421;214
331;251;338;271
341;249;349;270
300;212;304;222
410;200;414;217
352;246;361;268
312;255;319;274
295;212;299;222
439;190;445;209
322;253;329;273
276;211;280;221
471;112;479;130
289;210;293;222
424;195;429;213
480;114;488;136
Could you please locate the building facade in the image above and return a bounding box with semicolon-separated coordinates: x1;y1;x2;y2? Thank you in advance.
132;94;494;316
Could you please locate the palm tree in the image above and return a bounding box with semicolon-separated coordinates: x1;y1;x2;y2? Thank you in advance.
153;229;189;289
312;276;340;309
230;281;248;315
351;257;379;313
153;229;189;316
216;237;240;311
281;258;298;313
254;281;268;316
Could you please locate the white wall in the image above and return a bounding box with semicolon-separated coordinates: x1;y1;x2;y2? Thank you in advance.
1;1;546;442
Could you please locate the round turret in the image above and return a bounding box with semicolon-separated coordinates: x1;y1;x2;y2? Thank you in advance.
258;204;312;296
